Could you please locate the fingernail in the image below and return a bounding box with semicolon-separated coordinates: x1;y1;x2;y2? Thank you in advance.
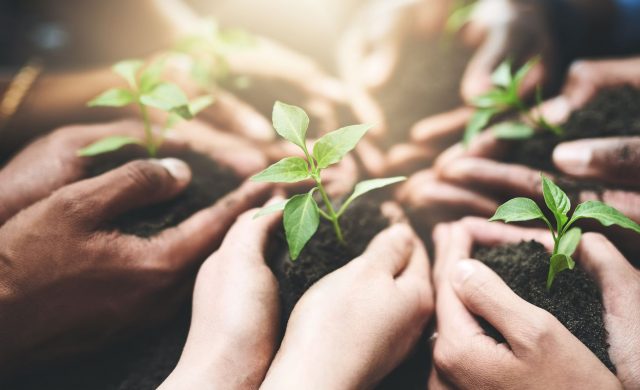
158;158;191;183
539;96;570;124
553;142;593;175
452;260;476;289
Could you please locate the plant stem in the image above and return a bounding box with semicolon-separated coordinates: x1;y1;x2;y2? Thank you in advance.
315;178;345;244
139;103;157;157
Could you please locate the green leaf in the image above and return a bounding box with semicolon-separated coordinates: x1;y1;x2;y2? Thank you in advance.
472;89;513;109
489;197;546;223
491;61;512;88
514;57;540;87
547;253;575;290
568;201;640;234
445;2;476;34
113;60;144;88
140;83;190;114
557;227;582;257
338;177;406;216
189;95;215;115
272;101;309;150
313;124;370;169
492;122;535;140
284;193;320;260
251;157;310;183
77;136;141;157
87;88;135;107
139;58;166;93
253;200;288;219
464;109;495;146
542;175;570;229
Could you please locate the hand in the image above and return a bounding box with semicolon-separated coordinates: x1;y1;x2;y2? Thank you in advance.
261;223;433;390
160;198;283;390
0;159;270;373
0;119;267;225
429;218;622;389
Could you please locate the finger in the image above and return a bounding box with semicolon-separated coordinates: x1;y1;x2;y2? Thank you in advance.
451;259;547;352
439;157;544;198
553;137;640;186
148;181;272;270
458;216;553;250
386;143;436;175
357;223;415;276
576;232;639;292
54;158;191;227
432;222;474;287
461;28;509;102
356;139;388;177
410;107;475;146
433;129;508;172
346;85;387;139
201;90;274;143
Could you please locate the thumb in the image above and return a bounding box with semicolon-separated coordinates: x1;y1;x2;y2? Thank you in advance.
56;158;191;227
357;223;415;276
553;137;640;186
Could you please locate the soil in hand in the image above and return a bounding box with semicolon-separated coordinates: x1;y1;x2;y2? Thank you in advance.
473;240;614;372
87;146;241;237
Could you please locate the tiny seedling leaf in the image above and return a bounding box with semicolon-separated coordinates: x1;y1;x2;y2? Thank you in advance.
284;192;320;260
464;108;495;145
569;201;640;234
489;197;546;223
189;95;215;115
514;57;540;88
339;177;406;215
491;61;512;88
313;124;371;169
557;227;582;257
77;136;141;157
253;200;288;219
140;83;190;113
272;101;309;150
139;58;166;93
547;253;575;290
251;157;310;183
113;60;144;88
88;88;135;107
492;122;535;140
542;175;570;228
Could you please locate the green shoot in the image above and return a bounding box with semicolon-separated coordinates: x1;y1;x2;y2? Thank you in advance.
490;174;640;289
464;58;563;146
251;102;405;260
173;18;254;92
79;58;213;157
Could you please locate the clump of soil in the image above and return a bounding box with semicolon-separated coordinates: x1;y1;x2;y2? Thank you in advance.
375;35;472;149
269;196;430;389
504;85;640;172
473;240;614;372
87;146;241;237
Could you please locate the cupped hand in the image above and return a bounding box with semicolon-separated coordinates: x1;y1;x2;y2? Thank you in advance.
429;218;622;389
160;198;284;390
261;223;434;390
0;158;271;373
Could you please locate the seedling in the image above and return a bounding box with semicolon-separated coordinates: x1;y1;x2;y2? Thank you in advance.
173;18;254;92
252;101;405;260
78;59;213;157
464;58;563;145
490;174;640;289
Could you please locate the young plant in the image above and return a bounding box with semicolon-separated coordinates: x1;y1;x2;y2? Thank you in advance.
78;59;213;157
251;101;405;260
490;174;640;289
464;58;563;145
173;18;254;92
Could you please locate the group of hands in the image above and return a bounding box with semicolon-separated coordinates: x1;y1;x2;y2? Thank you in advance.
2;0;640;388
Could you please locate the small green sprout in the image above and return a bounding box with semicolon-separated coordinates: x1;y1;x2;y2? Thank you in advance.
174;18;254;92
490;174;640;289
251;101;405;260
464;58;563;146
79;59;213;157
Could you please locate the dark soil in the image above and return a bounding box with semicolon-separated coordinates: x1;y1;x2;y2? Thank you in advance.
502;85;640;197
473;240;614;372
269;196;430;389
375;35;472;149
87;146;241;237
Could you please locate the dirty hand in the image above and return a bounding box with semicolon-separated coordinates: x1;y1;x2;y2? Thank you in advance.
261;223;433;390
160;198;283;390
0;159;269;373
